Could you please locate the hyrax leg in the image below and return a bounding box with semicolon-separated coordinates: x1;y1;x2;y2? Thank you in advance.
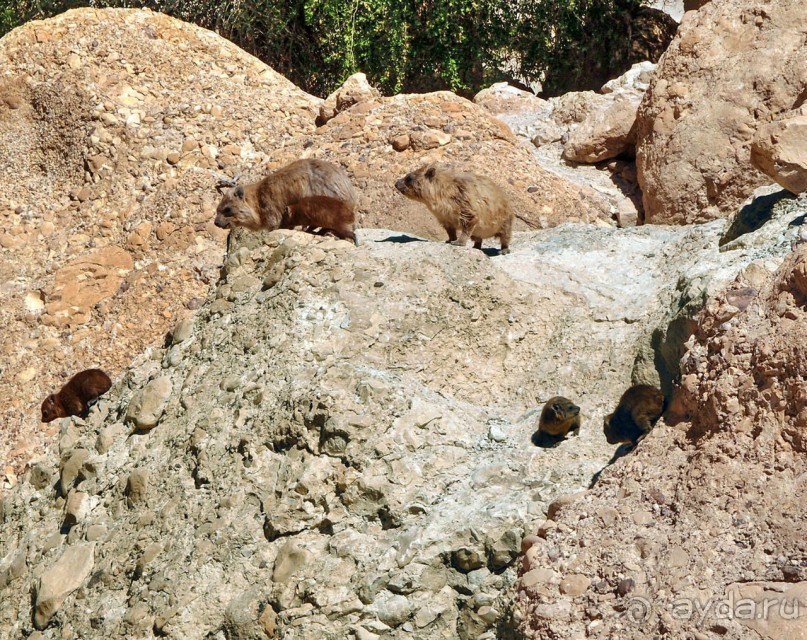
472;237;483;250
444;226;458;243
331;224;358;246
498;215;513;255
452;212;479;247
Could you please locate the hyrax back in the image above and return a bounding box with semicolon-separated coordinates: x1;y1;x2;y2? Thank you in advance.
533;396;581;447
285;195;357;245
214;159;357;241
41;368;112;423
603;384;664;447
395;164;513;254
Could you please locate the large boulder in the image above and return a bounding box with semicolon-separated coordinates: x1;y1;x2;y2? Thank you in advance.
751;106;807;195
636;0;807;224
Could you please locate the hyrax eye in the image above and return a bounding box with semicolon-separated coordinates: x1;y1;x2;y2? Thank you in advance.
222;207;233;217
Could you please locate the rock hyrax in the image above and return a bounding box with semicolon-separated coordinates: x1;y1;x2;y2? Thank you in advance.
533;396;581;447
285;195;357;245
395;164;513;254
214;159;358;244
41;369;112;423
603;384;664;448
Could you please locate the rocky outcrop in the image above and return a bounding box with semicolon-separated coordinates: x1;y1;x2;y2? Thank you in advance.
514;194;807;639
636;0;807;224
477;63;656;226
317;72;381;125
751;107;807;195
0;8;615;488
0;187;802;638
0;7;319;484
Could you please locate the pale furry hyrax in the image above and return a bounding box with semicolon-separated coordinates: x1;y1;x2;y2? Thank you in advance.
603;385;665;448
214;159;358;244
533;396;581;447
41;369;112;423
395;164;513;254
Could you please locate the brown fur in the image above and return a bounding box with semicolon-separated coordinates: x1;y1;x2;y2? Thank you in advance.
285;195;357;245
41;369;112;423
533;396;580;447
395;164;514;254
214;159;358;244
603;384;665;447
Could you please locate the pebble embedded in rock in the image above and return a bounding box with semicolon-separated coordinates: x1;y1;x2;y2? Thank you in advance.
559;574;590;597
34;543;95;629
126;377;172;432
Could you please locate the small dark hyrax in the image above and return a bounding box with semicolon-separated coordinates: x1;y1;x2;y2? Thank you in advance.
41;369;112;423
214;159;358;244
395;164;513;254
603;384;664;448
533;396;581;447
285;195;358;245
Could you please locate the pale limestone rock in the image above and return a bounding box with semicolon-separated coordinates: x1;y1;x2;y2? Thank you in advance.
34;543;95;629
125;377;172;432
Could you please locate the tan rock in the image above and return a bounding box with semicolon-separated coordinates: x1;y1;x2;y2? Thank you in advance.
751;107;807;194
636;0;807;223
125;377;172;432
318;72;380;125
34;543;95;629
562;94;640;163
559;574;590;596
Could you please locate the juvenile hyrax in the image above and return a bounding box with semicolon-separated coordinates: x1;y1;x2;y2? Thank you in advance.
395;164;513;254
603;385;664;448
214;159;358;244
533;396;581;447
41;369;112;423
285;195;358;244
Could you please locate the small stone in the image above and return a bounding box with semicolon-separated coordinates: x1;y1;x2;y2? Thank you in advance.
85;525;107;542
126;470;150;507
452;547;485;572
64;491;89;527
171;318;194;344
632;511;653;526
272;540;311;583
547;491;586;520
126;377;172;432
521;568;556;588
559;573;590;596
390;134;410;151
488;424;507;442
59;449;90;496
374;591;410;627
477;605;500;623
166;152;180;165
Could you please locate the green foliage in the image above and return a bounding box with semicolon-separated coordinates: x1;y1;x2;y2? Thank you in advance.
0;0;656;98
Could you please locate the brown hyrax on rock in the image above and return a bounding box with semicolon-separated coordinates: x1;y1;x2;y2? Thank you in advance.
214;159;358;244
395;164;513;254
285;195;358;245
41;369;112;423
532;396;581;448
603;384;665;448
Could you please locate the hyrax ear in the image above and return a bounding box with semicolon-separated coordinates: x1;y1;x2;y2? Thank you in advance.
234;185;245;199
425;166;436;180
